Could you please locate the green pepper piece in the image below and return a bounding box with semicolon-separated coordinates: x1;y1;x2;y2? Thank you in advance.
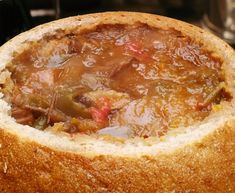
56;93;91;118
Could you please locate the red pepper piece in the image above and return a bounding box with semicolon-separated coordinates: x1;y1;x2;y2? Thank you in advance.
99;97;111;113
90;107;106;124
125;41;153;63
90;97;111;125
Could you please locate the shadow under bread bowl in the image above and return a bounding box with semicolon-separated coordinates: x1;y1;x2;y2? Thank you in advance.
0;12;234;192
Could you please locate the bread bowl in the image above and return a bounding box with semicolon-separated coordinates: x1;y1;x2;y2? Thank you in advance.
0;11;234;192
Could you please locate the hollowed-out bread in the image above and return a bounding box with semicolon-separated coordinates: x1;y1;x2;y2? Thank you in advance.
0;12;234;193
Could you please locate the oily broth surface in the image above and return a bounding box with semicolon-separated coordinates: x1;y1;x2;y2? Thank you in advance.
8;24;225;137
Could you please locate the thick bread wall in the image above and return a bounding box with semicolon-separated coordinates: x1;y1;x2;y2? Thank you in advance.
0;12;234;154
0;12;234;192
0;120;234;193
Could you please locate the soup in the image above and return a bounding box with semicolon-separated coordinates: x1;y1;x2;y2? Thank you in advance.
2;24;230;138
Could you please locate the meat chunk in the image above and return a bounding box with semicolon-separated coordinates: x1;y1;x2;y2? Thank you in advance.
11;107;34;126
82;90;131;110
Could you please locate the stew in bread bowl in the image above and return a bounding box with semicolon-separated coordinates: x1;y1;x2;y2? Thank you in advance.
0;12;234;192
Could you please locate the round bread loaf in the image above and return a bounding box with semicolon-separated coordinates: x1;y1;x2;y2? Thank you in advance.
0;12;234;193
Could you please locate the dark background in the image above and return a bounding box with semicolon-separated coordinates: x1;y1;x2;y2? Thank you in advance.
0;0;207;46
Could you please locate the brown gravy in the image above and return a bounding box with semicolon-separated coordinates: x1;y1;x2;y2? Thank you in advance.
5;24;229;138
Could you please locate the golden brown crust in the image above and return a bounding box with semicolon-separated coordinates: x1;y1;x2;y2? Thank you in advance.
0;120;234;193
0;12;234;192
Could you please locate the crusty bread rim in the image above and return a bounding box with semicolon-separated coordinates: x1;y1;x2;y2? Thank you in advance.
0;11;234;157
